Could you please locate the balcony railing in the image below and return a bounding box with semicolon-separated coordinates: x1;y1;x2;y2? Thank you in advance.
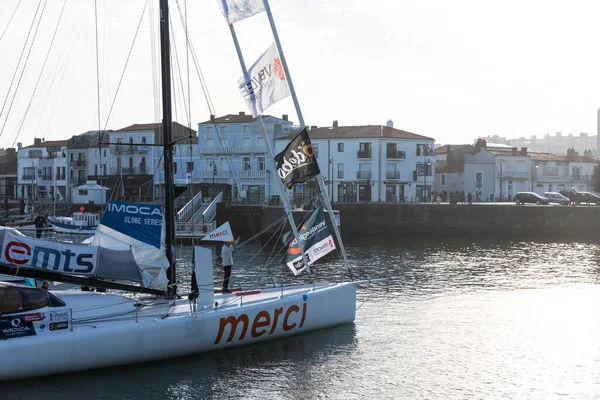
110;167;149;175
357;171;371;179
497;171;529;180
198;146;267;155
237;170;268;179
386;171;400;179
570;175;591;182
125;145;135;154
534;174;569;182
357;150;371;159
69;160;86;167
22;175;34;181
386;151;406;160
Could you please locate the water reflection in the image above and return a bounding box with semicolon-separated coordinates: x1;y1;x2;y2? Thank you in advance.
4;324;358;400
6;238;600;399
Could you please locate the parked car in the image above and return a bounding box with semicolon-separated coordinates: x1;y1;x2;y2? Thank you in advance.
567;191;600;205
514;192;550;205
544;192;570;205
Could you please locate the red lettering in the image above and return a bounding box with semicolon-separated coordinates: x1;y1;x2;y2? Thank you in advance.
269;307;284;334
283;305;300;331
214;302;308;344
5;242;31;265
299;301;307;328
251;311;271;338
214;314;249;344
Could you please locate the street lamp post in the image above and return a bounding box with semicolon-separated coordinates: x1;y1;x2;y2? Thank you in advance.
499;161;503;201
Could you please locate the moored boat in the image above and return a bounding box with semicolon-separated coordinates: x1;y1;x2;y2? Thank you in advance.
47;212;100;234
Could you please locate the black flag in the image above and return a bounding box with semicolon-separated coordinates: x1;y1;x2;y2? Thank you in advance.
274;128;321;189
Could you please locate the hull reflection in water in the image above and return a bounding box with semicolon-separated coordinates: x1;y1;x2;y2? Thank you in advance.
2;324;358;399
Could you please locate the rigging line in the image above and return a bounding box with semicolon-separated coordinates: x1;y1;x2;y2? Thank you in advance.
0;0;43;122
168;18;190;126
172;4;216;114
100;0;149;133
16;3;90;145
0;0;48;143
173;0;192;128
0;0;22;44
148;0;160;122
12;0;67;152
95;0;104;198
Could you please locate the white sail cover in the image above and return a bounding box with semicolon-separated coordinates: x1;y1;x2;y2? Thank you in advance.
90;201;169;290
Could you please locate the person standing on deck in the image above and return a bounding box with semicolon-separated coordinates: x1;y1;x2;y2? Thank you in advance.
221;237;241;293
34;212;46;238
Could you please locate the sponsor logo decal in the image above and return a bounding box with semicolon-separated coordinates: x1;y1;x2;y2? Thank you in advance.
49;321;68;331
0;316;36;339
21;313;44;322
214;300;307;345
49;311;69;322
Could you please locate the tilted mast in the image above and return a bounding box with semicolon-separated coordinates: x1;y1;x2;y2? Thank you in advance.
159;0;176;290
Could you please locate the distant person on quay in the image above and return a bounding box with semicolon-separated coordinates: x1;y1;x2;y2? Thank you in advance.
467;193;473;205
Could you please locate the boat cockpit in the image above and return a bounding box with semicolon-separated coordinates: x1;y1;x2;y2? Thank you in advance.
0;282;65;315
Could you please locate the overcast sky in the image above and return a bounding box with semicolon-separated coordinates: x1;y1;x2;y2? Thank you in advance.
1;0;600;149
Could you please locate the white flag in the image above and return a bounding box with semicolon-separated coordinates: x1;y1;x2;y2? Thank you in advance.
55;186;64;201
238;43;290;117
219;0;266;24
202;221;234;242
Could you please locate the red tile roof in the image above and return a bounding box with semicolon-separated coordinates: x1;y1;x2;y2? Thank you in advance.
278;125;434;141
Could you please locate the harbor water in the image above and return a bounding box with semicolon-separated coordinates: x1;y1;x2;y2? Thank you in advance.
3;237;600;399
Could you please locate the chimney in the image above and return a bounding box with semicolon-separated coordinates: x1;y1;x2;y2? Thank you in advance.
6;148;15;156
239;111;245;116
333;120;338;128
34;138;42;145
511;147;517;155
310;126;318;130
210;114;215;123
520;147;527;155
282;114;288;121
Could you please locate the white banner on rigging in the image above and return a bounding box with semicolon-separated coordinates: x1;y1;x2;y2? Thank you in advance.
218;0;266;24
238;43;290;117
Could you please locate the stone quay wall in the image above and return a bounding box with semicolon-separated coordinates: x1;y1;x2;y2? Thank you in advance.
224;204;600;240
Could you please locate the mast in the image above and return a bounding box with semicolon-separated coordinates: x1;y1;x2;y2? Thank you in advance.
159;0;176;289
262;1;349;265
224;16;312;274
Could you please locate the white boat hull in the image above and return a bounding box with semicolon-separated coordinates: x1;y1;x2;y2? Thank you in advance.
0;282;356;381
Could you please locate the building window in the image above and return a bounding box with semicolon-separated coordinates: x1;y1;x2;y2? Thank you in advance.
441;174;446;186
29;150;42;158
337;163;344;179
94;165;98;175
338;143;344;152
242;125;250;134
173;162;178;174
186;162;194;173
141;136;146;144
258;157;266;171
313;143;319;158
206;126;213;134
242;157;251;171
79;190;88;196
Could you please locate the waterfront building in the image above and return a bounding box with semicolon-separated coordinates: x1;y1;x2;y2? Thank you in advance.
276;121;435;203
196;112;296;203
435;138;598;202
0;149;17;200
17;139;68;207
480;132;596;157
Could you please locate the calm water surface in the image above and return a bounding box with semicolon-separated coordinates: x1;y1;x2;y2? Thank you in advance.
3;238;600;399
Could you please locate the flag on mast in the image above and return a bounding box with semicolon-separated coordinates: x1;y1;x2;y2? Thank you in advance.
218;0;266;24
283;205;336;275
274;128;321;189
238;43;290;117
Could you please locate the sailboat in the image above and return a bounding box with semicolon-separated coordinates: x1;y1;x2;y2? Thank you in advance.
0;0;381;382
